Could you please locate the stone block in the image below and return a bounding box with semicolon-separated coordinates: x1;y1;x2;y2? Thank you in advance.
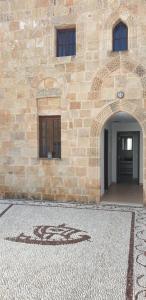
35;0;49;7
70;102;81;109
37;88;61;99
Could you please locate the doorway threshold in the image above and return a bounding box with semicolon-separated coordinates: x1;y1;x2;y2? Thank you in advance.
101;183;143;205
101;202;143;208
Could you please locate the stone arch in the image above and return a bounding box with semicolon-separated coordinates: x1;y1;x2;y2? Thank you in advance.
104;6;137;31
88;55;146;101
112;18;127;30
36;77;62;99
35;76;62;116
101;5;138;55
30;68;65;92
89;100;146;204
90;100;145;140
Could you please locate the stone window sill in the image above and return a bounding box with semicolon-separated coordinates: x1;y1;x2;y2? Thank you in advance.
55;55;76;63
39;158;61;161
107;50;129;57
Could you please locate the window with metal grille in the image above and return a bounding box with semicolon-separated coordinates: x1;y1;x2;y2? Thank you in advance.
56;28;76;57
39;116;61;159
113;22;128;51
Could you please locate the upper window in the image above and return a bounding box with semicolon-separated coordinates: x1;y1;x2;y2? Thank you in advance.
56;28;76;57
39;116;61;159
113;22;128;52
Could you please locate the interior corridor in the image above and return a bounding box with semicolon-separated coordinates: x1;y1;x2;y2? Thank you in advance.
100;112;143;204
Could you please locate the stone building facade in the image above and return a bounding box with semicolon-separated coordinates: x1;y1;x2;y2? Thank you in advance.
0;0;146;204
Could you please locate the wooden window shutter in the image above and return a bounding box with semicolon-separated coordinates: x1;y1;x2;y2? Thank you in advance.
53;117;61;158
47;117;53;154
39;116;61;159
39;117;48;157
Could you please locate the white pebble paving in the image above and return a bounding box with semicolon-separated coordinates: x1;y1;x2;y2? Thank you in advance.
0;204;11;215
0;204;133;300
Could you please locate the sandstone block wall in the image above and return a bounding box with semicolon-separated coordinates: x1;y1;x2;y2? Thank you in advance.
0;0;146;203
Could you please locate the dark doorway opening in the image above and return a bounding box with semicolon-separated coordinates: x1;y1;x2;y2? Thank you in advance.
104;129;109;191
101;112;143;204
117;131;140;184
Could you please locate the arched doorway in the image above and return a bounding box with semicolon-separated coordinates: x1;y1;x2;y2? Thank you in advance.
100;112;143;204
89;100;146;205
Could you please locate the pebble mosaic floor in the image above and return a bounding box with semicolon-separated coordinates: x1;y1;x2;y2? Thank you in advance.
0;200;145;300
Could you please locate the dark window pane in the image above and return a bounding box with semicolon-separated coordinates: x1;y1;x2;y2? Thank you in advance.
121;38;127;50
57;29;76;57
113;39;120;51
113;22;128;51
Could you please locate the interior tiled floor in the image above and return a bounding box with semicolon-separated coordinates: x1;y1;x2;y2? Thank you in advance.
101;183;143;204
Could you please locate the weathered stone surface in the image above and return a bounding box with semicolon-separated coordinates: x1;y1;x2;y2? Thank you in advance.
37;88;61;98
0;0;146;203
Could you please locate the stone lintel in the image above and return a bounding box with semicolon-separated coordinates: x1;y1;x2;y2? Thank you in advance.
37;88;61;99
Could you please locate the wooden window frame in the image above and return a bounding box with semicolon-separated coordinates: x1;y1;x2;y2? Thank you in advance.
39;116;61;159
